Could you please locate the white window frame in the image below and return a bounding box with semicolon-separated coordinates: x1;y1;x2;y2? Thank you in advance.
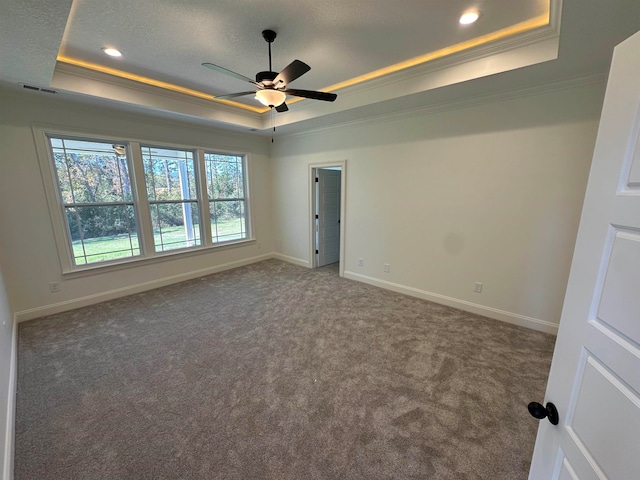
33;125;254;275
204;151;249;244
141;144;202;252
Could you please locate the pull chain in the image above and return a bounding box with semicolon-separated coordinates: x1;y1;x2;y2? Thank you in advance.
271;107;275;143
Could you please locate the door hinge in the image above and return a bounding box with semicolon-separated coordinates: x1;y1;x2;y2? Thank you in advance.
315;249;319;254
338;219;340;224
315;214;319;219
315;177;319;182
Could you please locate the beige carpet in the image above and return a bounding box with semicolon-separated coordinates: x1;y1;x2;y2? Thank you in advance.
15;259;554;479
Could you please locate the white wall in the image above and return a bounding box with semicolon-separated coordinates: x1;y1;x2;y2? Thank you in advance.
0;87;273;317
271;81;605;331
0;262;15;480
0;77;606;477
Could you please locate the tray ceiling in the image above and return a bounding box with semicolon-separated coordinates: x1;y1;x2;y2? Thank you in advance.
2;0;640;134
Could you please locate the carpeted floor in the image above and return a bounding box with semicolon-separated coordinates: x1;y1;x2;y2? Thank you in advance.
15;259;555;479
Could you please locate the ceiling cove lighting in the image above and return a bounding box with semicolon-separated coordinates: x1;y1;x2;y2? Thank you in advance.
255;89;286;108
58;9;548;114
56;55;265;113
459;11;480;25
102;47;122;57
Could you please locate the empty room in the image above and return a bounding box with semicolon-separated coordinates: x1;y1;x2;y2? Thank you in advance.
1;0;639;478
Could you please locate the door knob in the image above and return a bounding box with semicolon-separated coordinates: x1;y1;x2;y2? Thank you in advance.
528;401;559;425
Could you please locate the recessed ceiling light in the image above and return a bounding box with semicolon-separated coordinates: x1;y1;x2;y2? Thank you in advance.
102;47;122;57
459;11;480;25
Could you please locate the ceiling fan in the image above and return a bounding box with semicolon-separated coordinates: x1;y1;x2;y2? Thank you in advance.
202;30;337;112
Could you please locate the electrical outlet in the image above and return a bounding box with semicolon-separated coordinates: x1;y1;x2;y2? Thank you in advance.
49;282;60;293
358;258;364;267
383;263;390;273
474;282;483;293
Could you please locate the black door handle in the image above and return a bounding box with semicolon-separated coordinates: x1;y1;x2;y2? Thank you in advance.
528;402;559;425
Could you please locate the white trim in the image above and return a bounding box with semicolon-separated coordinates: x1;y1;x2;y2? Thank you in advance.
15;253;273;323
325;17;559;99
52;63;264;131
308;161;347;278
272;253;310;268
280;72;607;141
32;125;255;275
58;239;256;279
3;319;17;480
344;270;559;335
33;122;260;157
53;63;262;119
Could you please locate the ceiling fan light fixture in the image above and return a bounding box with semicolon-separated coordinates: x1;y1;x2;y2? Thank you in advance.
203;30;334;111
255;89;286;107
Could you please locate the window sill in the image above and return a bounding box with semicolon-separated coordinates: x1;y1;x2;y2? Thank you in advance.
61;238;257;278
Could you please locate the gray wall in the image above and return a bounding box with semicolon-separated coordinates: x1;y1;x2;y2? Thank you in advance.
271;81;605;331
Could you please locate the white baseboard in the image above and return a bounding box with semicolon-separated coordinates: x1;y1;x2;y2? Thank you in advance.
15;253;274;323
344;270;558;335
4;257;554;480
272;253;310;268
3;319;17;480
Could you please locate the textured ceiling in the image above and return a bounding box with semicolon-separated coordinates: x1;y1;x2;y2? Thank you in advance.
58;0;548;100
2;0;640;133
0;0;72;85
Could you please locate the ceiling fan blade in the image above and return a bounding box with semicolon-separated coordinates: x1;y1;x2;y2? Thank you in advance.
215;91;256;100
284;89;337;102
202;63;259;86
275;102;289;113
273;60;311;87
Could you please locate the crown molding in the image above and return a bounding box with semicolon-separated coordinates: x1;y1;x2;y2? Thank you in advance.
46;2;562;134
52;62;264;130
278;72;607;140
322;26;559;104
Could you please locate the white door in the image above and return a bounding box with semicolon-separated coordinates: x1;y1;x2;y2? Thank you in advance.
316;169;341;267
529;30;640;479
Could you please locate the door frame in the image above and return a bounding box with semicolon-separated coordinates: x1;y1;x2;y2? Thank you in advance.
308;160;346;277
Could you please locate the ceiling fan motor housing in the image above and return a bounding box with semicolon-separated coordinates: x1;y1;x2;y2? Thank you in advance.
256;71;278;86
262;30;277;43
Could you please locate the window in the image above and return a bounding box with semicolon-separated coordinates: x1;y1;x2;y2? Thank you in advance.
205;152;247;243
49;137;140;265
42;133;251;272
142;146;201;252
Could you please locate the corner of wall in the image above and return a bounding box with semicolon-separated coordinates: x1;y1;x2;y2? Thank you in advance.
272;253;311;268
3;317;17;480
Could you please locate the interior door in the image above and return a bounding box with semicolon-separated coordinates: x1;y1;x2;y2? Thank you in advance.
528;30;640;479
316;168;341;267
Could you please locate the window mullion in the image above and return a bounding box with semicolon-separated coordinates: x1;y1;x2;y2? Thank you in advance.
39;131;253;272
243;154;252;240
196;149;213;246
129;142;156;257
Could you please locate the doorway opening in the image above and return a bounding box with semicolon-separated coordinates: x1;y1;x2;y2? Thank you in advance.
309;161;346;277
